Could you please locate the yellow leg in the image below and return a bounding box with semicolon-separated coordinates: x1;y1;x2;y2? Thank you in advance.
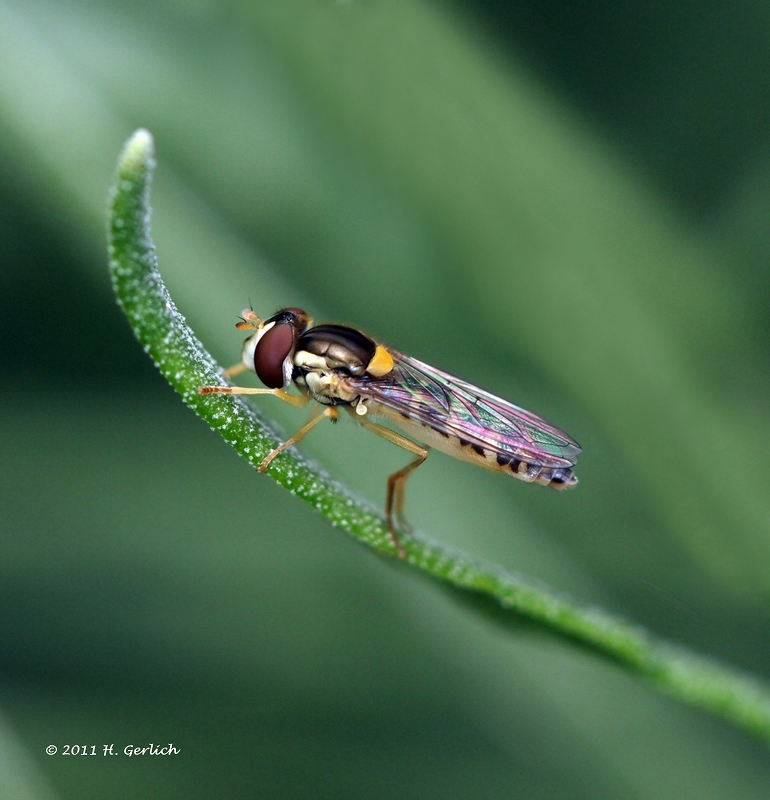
350;411;429;559
259;405;339;473
198;384;310;408
222;362;248;378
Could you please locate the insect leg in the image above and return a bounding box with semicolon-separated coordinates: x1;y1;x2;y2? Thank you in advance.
198;385;310;408
258;405;339;473
349;411;428;559
222;362;248;378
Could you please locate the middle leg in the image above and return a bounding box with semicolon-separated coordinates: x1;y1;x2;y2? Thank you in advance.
259;405;340;472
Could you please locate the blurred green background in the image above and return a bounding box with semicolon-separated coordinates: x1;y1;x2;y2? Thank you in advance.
2;0;770;797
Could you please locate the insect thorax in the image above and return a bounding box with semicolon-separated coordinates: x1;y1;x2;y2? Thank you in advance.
291;324;375;406
293;368;355;406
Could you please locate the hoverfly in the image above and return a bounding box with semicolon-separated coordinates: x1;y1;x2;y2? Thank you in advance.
199;308;581;558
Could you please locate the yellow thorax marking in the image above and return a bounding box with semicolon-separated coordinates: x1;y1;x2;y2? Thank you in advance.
367;345;395;377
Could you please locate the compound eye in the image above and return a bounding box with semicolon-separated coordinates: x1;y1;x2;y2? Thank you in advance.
254;322;295;388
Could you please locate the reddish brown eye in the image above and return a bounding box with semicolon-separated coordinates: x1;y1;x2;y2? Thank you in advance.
255;323;294;388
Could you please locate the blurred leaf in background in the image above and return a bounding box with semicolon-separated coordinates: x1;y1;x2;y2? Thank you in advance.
1;0;770;798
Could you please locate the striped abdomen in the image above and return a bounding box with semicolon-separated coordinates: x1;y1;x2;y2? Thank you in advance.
494;451;577;489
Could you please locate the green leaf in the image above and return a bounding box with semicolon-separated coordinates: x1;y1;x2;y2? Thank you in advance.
109;129;770;745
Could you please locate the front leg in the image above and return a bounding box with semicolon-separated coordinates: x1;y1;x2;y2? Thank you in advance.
198;384;310;408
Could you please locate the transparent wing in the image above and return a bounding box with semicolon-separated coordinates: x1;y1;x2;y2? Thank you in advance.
343;351;581;468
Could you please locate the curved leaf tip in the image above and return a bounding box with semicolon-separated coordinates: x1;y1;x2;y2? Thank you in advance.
119;128;154;172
